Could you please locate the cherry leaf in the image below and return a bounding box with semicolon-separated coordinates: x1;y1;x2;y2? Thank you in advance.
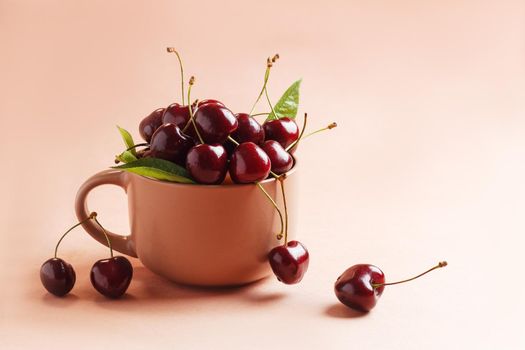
266;79;301;121
112;158;194;184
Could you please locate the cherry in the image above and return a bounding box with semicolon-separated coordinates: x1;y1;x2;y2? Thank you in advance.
40;258;76;297
149;123;195;165
268;240;309;284
139;108;164;143
232;113;265;145
229;142;271;183
90;256;133;299
162;103;190;128
186;144;228;184
263;117;299;150
334;261;448;312
193;103;238;144
39;213;99;297
261;140;293;174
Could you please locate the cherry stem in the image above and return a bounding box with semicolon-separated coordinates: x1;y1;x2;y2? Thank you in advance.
277;175;289;244
251;112;271;117
185;76;205;144
249;54;279;117
92;215;114;258
54;212;97;258
167;47;185;105
227;135;240;146
256;182;284;240
125;143;149;152
264;87;278;120
372;261;448;288
285;113;309;152
299;122;338;142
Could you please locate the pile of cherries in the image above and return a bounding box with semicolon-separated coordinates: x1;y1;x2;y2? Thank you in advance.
40;49;447;312
137;97;299;184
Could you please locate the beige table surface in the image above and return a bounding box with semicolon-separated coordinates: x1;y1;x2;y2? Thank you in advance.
1;1;524;349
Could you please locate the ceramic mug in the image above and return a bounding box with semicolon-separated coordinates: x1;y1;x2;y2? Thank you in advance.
74;167;297;286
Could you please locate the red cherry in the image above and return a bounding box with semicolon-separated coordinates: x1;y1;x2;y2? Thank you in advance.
334;264;385;312
261;140;293;174
263;117;299;150
193;104;238;144
334;261;448;312
186;144;228;184
40;258;76;297
229;142;271;183
232;113;265;145
139;108;164;143
268;240;309;284
90;256;133;299
149;123;195;166
162;103;190;128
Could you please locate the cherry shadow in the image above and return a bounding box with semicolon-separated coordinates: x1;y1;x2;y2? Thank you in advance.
324;303;368;319
41;293;80;307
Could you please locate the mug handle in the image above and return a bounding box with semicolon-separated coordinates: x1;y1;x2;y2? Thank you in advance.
74;169;138;258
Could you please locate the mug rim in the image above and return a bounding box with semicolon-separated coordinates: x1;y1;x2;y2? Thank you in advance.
127;158;298;189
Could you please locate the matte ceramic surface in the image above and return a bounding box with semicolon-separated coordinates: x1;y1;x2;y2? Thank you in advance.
75;168;297;286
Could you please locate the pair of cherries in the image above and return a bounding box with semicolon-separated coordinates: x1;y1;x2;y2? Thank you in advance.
40;213;133;298
138;98;299;185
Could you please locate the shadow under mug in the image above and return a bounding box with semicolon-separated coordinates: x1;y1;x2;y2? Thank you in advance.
74;167;298;286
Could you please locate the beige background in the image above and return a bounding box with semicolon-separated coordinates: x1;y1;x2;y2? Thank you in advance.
1;0;524;349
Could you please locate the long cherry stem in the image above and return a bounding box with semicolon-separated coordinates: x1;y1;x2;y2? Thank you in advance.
125;143;149;152
277;175;289;244
184;76;204;144
256;182;285;240
372;261;448;288
92;215;114;258
285;113;309;152
54;212;97;258
249;55;279;117
264;87;278;120
167;47;185;105
300;122;338;142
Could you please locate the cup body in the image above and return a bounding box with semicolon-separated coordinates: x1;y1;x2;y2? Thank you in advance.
76;168;298;286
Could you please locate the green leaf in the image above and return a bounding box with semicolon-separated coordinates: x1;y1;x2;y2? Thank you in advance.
115;150;137;164
117;126;137;156
112;158;195;184
266;79;301;121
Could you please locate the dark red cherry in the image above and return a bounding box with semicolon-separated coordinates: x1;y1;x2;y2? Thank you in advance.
40;258;76;297
229;142;271;183
334;264;385;312
186;144;228;184
162;103;191;128
139;108;164;143
232;113;265;145
261;140;293;174
149;123;195;166
90;256;133;299
268;241;309;284
263;117;299;150
194;104;238;144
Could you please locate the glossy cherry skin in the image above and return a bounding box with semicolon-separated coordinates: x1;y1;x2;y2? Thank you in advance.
90;256;133;299
261;140;293;174
194;104;238;144
139;108;165;143
149;123;195;166
268;241;309;284
186;144;228;184
162;103;190;128
334;264;385;312
232;113;265;145
40;258;76;297
229;142;271;183
263;117;299;150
